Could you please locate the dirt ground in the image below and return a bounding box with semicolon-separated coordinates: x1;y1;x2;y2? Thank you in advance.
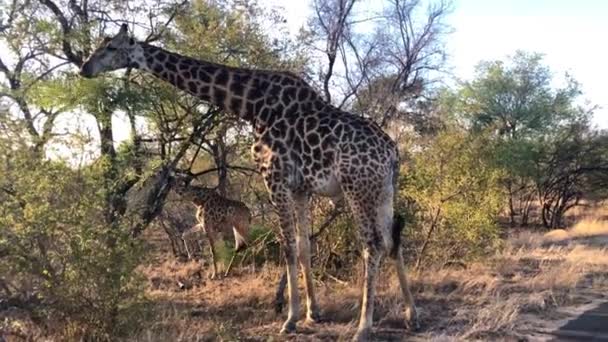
133;206;608;341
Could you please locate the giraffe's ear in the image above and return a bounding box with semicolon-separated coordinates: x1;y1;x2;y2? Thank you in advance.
115;23;129;41
119;23;128;35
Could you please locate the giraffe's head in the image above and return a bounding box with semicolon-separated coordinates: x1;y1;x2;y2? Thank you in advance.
80;24;145;78
171;175;197;198
172;176;215;205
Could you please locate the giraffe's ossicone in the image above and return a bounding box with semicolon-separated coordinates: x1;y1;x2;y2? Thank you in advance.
81;23;419;341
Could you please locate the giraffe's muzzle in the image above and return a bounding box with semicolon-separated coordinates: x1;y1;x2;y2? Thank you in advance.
79;63;95;78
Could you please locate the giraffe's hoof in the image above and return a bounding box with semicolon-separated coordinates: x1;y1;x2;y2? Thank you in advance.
305;310;322;324
177;255;188;263
209;273;222;280
274;299;284;314
280;320;296;334
405;306;420;331
352;328;371;342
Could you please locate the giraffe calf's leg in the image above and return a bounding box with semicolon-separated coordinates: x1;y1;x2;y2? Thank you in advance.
182;230;196;260
224;251;238;277
225;221;249;277
205;228;219;279
182;238;192;260
233;226;248;252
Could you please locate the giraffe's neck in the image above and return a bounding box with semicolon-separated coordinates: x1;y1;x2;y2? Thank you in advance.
187;187;216;207
138;43;256;121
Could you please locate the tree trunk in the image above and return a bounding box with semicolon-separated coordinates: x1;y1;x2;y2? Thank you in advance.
415;206;441;270
96;109;125;239
507;182;516;227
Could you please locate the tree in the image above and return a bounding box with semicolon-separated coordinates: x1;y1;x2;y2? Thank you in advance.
0;0;303;338
451;51;598;227
0;122;146;340
304;0;452;130
533;123;608;228
0;0;72;155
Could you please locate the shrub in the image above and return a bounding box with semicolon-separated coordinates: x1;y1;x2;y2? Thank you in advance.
0;149;147;340
400;129;506;268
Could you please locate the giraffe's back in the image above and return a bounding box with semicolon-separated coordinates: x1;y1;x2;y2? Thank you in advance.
199;194;250;235
313;109;398;198
254;102;398;200
244;68;399;200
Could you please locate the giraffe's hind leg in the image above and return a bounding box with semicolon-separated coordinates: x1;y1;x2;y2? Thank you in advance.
378;184;419;331
377;184;419;332
392;246;419;330
355;242;383;342
345;193;386;341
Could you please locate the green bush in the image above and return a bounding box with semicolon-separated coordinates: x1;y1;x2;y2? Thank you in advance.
0;149;147;340
400;129;506;268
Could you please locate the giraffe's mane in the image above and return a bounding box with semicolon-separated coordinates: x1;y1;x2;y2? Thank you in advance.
139;41;318;97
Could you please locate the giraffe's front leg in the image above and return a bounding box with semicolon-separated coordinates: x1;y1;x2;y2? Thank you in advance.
182;227;197;260
205;228;219;279
269;187;300;334
294;194;321;324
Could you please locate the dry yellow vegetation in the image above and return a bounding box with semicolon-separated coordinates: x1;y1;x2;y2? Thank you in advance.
127;203;608;341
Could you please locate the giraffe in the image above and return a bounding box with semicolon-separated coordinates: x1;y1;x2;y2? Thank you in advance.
172;178;251;279
80;24;419;341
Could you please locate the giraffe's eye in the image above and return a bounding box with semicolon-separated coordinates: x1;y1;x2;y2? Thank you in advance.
106;46;117;51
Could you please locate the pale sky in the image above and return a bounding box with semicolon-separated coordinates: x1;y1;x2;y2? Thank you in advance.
262;0;608;129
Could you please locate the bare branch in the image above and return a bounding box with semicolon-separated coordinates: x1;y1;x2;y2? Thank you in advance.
39;0;83;65
144;0;189;43
312;0;357;103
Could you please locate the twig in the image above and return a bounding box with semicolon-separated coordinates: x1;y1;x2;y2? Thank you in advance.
311;203;345;241
326;273;348;285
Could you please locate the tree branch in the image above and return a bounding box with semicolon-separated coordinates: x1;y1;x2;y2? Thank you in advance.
39;0;83;65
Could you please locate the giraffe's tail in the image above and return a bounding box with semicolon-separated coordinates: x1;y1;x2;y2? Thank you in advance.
390;213;405;259
390;148;404;259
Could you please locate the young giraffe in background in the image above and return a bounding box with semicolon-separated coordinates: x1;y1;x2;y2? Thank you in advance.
173;179;251;279
80;24;418;341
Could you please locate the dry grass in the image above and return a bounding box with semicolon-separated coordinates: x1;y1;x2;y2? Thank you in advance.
541;202;608;246
570;218;608;237
2;203;608;341
129;213;608;341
